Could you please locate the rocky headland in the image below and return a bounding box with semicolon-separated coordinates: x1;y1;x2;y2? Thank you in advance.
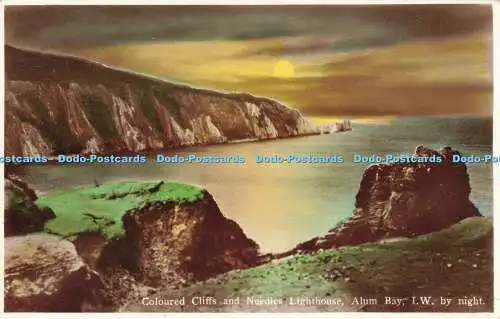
5;45;317;156
3;145;493;312
287;145;481;255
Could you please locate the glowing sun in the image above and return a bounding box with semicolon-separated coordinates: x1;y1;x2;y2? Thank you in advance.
273;59;295;78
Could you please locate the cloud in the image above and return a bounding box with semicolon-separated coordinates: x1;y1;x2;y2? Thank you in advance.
194;34;492;117
212;75;491;117
361;5;492;38
4;5;493;117
6;5;492;50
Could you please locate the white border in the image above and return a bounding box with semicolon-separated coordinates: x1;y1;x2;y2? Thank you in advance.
492;0;499;316
1;1;498;318
0;0;497;4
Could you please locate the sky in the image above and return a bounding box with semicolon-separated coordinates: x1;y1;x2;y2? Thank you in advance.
5;5;493;121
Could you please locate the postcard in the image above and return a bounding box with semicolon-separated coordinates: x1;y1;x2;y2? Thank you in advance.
3;3;494;313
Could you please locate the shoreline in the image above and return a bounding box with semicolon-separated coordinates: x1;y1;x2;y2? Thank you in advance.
7;131;323;164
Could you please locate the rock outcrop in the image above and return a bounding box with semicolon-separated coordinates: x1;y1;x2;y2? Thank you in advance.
29;179;259;309
118;190;259;286
5;45;318;156
4;175;55;236
89;190;260;306
99;191;258;308
4;234;104;312
293;145;482;253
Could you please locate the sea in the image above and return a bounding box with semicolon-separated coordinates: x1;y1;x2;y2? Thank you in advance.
16;116;493;253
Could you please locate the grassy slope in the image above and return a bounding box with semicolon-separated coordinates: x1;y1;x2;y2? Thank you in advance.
126;217;492;312
35;181;203;239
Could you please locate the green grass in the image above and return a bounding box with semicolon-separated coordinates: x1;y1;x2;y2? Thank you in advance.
35;180;204;239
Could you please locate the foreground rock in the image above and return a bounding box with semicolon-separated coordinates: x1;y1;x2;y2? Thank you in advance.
292;145;481;253
95;190;260;307
5;45;317;156
5;234;104;312
121;191;259;284
34;180;259;308
4;175;55;236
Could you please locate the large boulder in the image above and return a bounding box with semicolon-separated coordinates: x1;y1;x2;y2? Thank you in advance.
112;190;260;287
4;175;55;236
294;145;481;252
5;234;104;312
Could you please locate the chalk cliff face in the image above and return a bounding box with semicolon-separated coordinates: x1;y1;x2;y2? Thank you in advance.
292;146;482;253
5;45;317;156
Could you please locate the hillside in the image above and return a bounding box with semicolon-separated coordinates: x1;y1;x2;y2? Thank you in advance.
124;217;493;312
5;45;317;156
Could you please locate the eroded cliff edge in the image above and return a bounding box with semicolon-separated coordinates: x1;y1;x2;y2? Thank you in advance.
5;45;317;156
4;179;260;311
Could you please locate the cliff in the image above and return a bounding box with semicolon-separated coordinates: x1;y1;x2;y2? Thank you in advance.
292;145;482;253
121;191;260;285
33;180;259;308
4;45;317;156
